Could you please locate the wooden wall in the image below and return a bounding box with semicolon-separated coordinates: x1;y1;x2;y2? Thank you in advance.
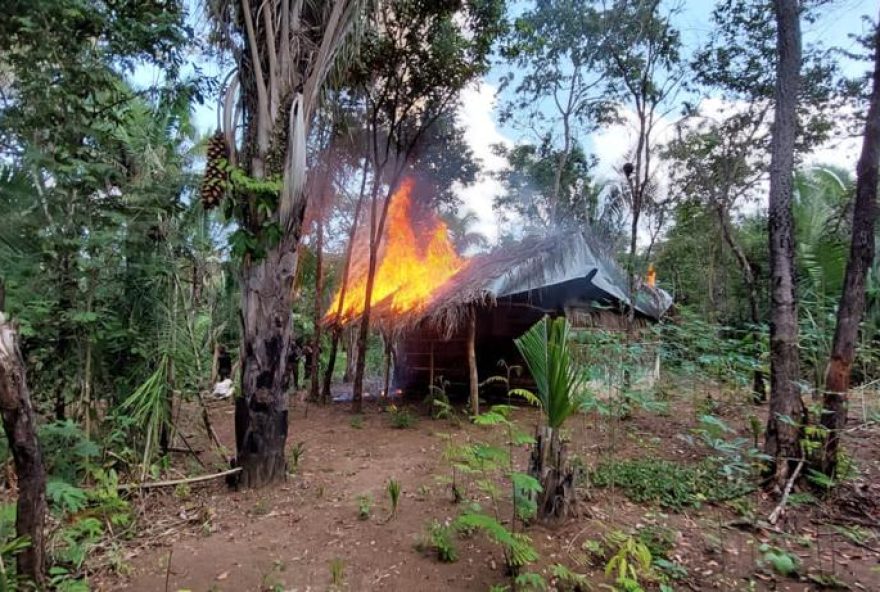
393;301;548;398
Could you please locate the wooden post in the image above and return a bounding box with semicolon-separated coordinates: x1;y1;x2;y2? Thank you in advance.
467;307;479;416
381;333;392;399
0;313;47;586
428;341;434;394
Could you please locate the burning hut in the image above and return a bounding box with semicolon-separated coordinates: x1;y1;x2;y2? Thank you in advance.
325;179;673;399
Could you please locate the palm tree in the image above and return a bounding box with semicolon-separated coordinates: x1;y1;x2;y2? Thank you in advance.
793;167;853;393
513;316;584;519
207;0;365;487
442;209;490;254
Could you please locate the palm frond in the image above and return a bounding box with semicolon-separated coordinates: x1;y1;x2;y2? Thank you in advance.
514;316;584;429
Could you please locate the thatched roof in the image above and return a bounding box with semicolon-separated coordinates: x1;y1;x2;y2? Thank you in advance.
365;229;673;334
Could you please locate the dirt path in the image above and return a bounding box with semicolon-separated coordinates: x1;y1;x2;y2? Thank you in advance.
110;403;507;591
96;386;880;592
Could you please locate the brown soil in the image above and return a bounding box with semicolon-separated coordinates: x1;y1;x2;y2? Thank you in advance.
93;380;880;592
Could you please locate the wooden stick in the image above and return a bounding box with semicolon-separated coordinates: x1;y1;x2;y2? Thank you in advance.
118;468;241;491
768;459;804;525
164;548;173;592
171;427;206;469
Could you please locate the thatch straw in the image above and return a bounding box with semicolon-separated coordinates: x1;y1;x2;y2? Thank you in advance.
351;229;672;337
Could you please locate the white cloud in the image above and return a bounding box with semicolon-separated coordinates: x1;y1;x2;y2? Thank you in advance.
806;135;861;173
453;81;513;245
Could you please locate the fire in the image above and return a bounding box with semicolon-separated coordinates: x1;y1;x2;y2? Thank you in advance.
325;178;469;324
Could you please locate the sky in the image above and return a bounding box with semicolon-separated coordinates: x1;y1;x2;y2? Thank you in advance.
452;0;878;242
140;0;878;244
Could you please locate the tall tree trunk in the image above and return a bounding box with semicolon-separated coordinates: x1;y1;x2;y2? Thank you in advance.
351;180;384;412
764;0;806;490
310;213;324;403
323;324;341;401
819;16;880;476
322;160;369;402
716;204;767;402
352;174;404;410
235;234;299;488
54;251;76;421
0;314;47;586
343;326;356;383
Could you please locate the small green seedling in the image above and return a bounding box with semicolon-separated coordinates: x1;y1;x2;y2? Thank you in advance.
288;441;305;473
329;558;345;589
386;478;401;519
356;494;373;520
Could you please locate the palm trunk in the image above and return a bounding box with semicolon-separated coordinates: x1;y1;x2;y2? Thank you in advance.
764;0;806;490
235;234;299;488
528;425;574;519
820;16;880;476
0;314;47;586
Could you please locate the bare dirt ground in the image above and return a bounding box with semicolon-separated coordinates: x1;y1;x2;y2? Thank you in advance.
94;379;880;592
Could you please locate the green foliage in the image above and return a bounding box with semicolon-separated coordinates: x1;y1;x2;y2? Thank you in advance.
288;441;305;474
514;316;585;429
47;481;88;515
38;421;100;483
118;356;172;477
425;378;455;420
329;558;345;589
386;478;401;518
635;525;676;561
224;168;285;261
419;520;458;563
439;407;543;581
758;544;800;577
356;494;373;521
388;405;416;429
550;563;589;591
591;458;747;510
493;140;602;230
350;414;364;429
658;309;768;388
514;571;547;591
603;532;655;592
688;415;770;480
455;513;539;568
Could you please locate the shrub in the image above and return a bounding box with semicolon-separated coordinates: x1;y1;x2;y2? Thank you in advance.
388;405;416;429
419;520;458;563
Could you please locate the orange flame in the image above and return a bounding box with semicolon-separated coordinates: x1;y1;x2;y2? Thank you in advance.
326;178;469;324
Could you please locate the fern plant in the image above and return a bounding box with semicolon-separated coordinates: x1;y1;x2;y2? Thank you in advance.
448;406;544;589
